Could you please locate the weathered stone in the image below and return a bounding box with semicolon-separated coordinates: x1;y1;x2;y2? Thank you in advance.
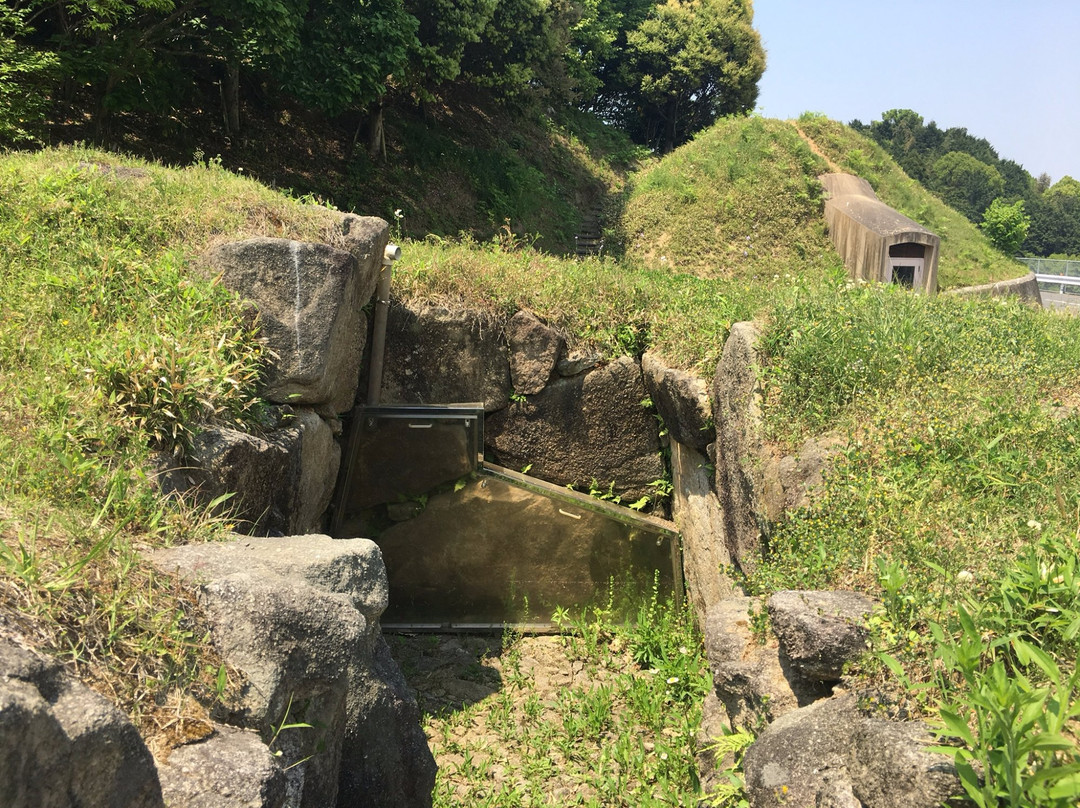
742;692;963;808
641;352;714;452
742;693;861;808
712;322;768;573
208;228;384;414
0;630;164;808
198;572;356;807
156;725;286;808
816;776;863;808
152;535;389;641
767;590;876;682
761;434;843;522
379;303;511;411
336;214;391;307
339;638;438;807
506;310;565;395
849;719;963;808
556;350;602;377
188;426;293;536
486;356;664;502
286;408;341;535
151;536;435;808
671;441;736;627
183;409;339;537
705;598;819;731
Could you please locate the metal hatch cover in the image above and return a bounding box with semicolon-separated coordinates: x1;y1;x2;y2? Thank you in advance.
329;405;682;631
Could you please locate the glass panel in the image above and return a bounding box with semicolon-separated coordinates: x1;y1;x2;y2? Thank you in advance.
891;265;915;288
330;408;682;630
331;405;482;537
371;469;679;627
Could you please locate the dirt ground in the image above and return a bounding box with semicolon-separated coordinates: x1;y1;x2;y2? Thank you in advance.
384;630;683;805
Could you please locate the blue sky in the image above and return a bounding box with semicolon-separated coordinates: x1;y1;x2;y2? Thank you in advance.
752;0;1080;183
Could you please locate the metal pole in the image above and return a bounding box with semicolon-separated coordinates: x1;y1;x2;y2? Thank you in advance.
366;243;401;406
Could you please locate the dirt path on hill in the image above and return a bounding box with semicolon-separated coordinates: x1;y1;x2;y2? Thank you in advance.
791;123;842;173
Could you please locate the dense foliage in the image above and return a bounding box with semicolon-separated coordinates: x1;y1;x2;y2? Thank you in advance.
852;109;1080;256
590;0;764;153
1;0;766;155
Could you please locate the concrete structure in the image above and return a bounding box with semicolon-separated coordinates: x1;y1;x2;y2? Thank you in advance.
821;173;940;294
946;272;1043;305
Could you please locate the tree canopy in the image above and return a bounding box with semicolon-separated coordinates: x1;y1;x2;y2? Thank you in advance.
591;0;765;153
2;0;765;153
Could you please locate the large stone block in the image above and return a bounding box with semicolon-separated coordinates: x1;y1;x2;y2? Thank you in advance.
742;694;861;808
208;221;386;414
848;719;963;808
188;426;293;536
506;310;565;395
712;322;768;573
152;535;435;808
0;630;163;808
767;590;876;682
156;725;286;808
486;356;664;502
704;597;804;731
671;441;736;626
741;693;963;808
641;352;714;452
379;303;511;411
183;408;340;537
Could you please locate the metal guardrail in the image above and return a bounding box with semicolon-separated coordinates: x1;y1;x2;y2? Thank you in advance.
1035;274;1080;295
1019;257;1080;277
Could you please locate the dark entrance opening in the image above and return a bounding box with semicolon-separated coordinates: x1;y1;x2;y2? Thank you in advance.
891;265;916;288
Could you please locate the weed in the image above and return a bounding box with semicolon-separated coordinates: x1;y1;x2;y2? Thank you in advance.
415;589;711;807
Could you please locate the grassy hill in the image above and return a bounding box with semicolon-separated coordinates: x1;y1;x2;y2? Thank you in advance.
795;113;1028;288
617;116;837;279
617;113;1027;290
3;110;1079;805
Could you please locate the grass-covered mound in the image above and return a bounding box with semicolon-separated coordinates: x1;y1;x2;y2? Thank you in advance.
617;116;838;279
0;146;345;742
795;113;1028;289
617;113;1028;292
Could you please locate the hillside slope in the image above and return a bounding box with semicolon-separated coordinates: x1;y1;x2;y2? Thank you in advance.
795;114;1028;288
617;114;1028;289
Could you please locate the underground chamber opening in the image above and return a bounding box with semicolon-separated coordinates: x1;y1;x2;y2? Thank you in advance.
328;404;683;631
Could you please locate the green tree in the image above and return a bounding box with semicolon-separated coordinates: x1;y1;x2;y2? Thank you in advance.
594;0;764;153
932;151;1005;221
940;126;998;165
266;0;416;117
403;0;496;90
980;198;1030;256
1046;176;1080;198
1025;178;1080;256
459;0;564;98
0;6;58;145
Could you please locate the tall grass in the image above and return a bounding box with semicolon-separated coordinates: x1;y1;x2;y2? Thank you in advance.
748;282;1080;807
